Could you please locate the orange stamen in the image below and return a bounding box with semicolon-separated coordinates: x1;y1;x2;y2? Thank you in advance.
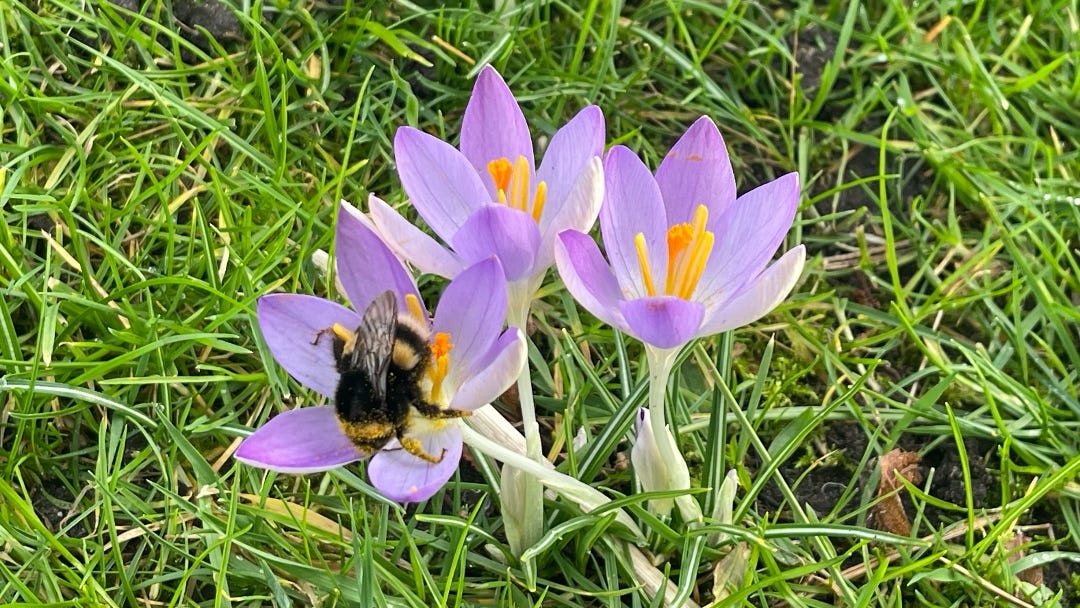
427;332;453;404
487;158;513;194
664;224;695;295
635;205;715;300
486;155;548;223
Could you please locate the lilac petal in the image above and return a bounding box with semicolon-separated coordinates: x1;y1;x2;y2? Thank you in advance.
449;328;525;411
655;116;736;225
367;423;463;502
697;245;805;336
535;157;604;272
366;195;466;280
235;406;364;474
449;205;541;281
335;202;423;317
554;230;627;331
433;257;507;393
257;294;360;400
460;65;534;199
395;127;490;239
536;105;605;215
618;296;705;350
599;146;668;298
697;172;801;299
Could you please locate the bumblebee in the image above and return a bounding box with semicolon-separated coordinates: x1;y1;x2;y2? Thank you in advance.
323;290;466;464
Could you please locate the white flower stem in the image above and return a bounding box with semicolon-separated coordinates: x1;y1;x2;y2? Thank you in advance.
461;413;635;532
507;289;543;461
502;289;544;555
645;346;677;458
644;345;703;523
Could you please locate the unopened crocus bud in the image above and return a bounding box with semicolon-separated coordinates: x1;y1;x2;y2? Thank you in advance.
631;407;693;519
709;469;740;544
500;465;543;557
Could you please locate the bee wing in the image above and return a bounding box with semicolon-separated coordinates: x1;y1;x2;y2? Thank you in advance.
352;290;397;403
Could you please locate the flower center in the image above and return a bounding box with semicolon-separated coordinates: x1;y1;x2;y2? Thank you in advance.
634;204;715;300
487;156;547;223
427;332;453;404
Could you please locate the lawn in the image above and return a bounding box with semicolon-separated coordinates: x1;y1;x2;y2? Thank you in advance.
1;1;1079;606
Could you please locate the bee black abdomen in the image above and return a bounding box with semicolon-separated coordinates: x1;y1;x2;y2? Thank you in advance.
335;369;397;452
335;369;378;422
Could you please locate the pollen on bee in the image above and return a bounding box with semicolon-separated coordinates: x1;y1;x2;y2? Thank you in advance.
408;411;450;433
339;419;395;442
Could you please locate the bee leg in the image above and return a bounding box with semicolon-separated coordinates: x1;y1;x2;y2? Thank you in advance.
412;401;471;419
311;327;332;346
399;435;447;464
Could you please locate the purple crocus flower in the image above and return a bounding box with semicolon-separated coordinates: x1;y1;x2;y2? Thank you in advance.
557;117;805;522
554;116;806;351
366;65;605;300
236;202;526;503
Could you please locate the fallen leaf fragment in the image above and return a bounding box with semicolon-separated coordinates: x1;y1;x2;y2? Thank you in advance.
870;448;923;536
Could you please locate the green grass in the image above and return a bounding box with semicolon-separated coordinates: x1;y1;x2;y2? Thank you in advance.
2;0;1079;606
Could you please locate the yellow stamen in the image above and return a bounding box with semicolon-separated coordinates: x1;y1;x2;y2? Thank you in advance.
634;205;715;300
427;332;453;404
678;230;714;299
513;156;530;211
531;181;547;223
404;293;425;324
634;233;657;296
671;205;712;299
331;323;357;352
486;155;548;223
331;322;353;342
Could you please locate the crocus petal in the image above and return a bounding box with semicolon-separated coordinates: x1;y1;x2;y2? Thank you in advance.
697;172;801;299
697;245;805;336
618;296;705;349
257;294;360;400
366;194;466;279
460;65;534;198
235;406;364;474
655;116;736;225
536;105;605;216
433;257;507;392
395;127;491;239
535;157;604;272
367;423;463;502
336;201;423;315
600;146;668;298
449;328;525;411
554;230;627;330
449;205;541;281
